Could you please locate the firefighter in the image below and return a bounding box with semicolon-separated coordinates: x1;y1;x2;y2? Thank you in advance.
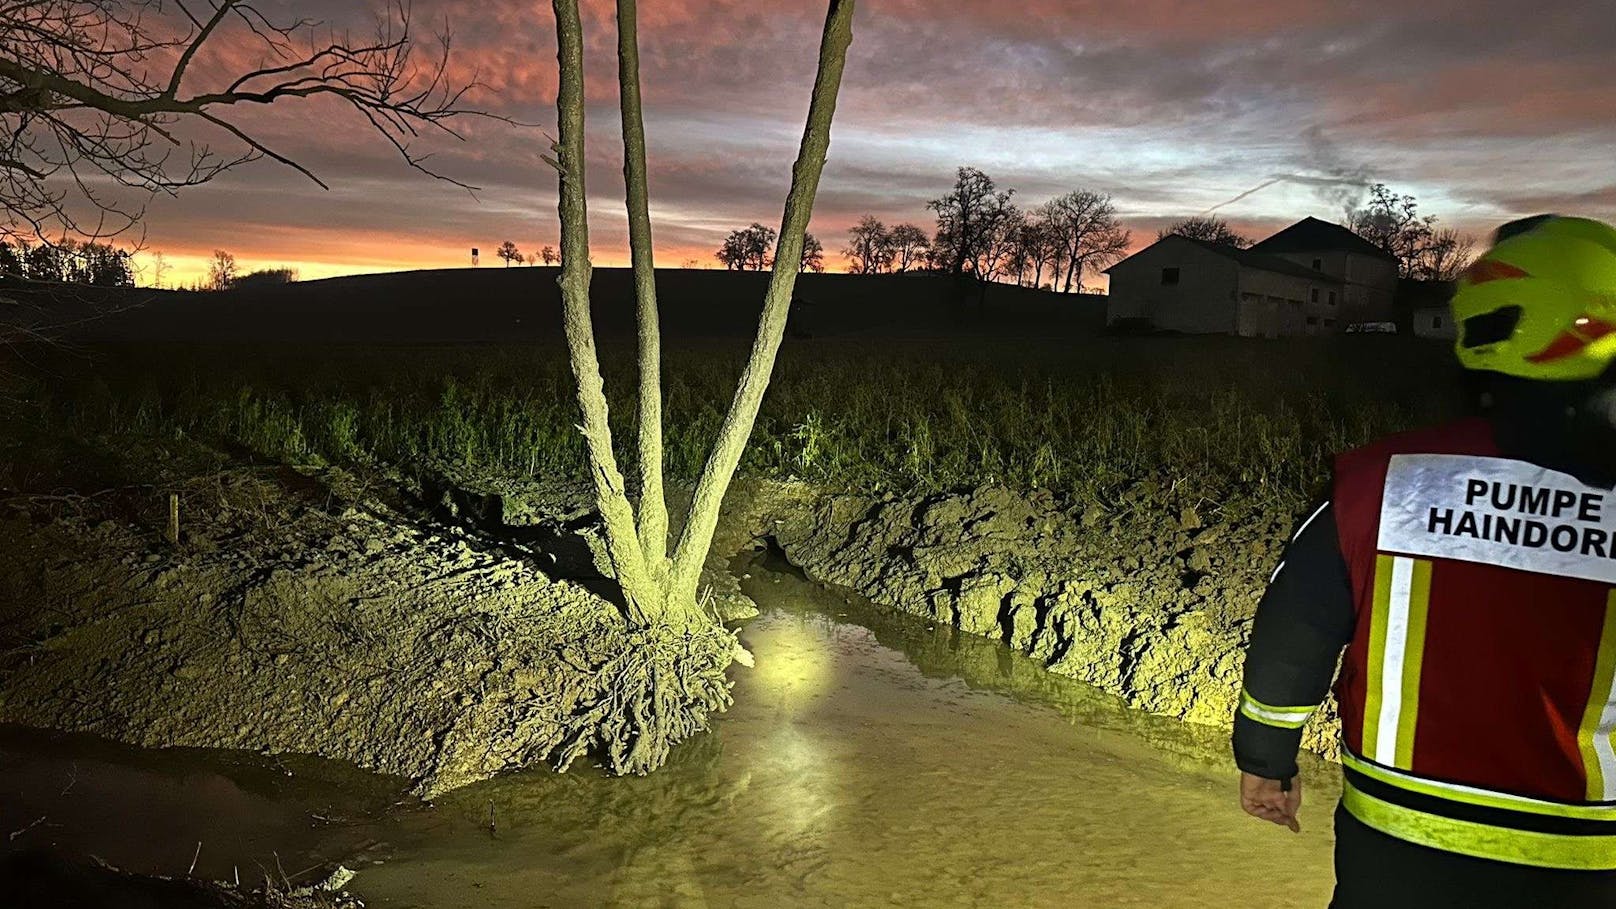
1232;214;1616;907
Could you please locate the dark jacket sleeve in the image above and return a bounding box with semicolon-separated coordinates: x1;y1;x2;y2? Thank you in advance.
1231;500;1356;780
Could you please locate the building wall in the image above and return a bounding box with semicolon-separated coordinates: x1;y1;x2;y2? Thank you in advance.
1343;253;1399;324
1413;306;1458;340
1107;238;1241;333
1234;267;1336;337
1267;249;1397;326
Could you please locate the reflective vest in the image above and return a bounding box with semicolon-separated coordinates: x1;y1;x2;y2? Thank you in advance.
1334;418;1616;870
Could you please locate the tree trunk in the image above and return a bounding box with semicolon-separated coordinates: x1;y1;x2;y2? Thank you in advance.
552;0;660;626
551;0;854;627
617;0;670;583
668;0;855;605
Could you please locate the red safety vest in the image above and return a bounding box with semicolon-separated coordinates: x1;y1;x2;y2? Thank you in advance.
1333;417;1616;870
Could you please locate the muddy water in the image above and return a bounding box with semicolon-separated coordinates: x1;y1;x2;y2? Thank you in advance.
0;554;1339;907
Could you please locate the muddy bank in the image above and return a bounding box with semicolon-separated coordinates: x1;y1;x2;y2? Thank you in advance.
763;480;1340;759
0;441;745;799
0;415;1334;814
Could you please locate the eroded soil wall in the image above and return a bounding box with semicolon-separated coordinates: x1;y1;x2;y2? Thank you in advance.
761;480;1340;758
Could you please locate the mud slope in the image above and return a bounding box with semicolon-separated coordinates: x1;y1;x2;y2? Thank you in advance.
765;480;1340;758
0;464;738;798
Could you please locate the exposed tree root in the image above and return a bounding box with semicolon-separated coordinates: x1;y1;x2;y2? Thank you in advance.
553;622;738;776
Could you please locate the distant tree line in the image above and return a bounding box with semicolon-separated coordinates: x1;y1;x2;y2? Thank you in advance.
919;167;1132;293
844;217;931;274
1157;216;1252;249
491;240;558;267
716;223;824;272
713;166;1132;294
0;239;134;286
202;250;297;291
707;170;1483;292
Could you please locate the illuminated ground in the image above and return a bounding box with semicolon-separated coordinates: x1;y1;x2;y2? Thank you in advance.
1;552;1340;907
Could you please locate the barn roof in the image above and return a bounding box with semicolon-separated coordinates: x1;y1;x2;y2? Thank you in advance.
1106;234;1341;283
1249;216;1397;262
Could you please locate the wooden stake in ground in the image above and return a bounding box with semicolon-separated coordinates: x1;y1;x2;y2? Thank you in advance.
550;0;856;629
167;493;180;547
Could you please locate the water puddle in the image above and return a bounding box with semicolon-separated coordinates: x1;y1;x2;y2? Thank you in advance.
1;552;1339;907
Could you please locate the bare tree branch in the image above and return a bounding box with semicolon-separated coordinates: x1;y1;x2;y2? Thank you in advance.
0;0;510;244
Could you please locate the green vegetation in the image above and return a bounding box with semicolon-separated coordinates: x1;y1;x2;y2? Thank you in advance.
5;335;1461;511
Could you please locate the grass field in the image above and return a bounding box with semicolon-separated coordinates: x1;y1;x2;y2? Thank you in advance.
4;332;1464;511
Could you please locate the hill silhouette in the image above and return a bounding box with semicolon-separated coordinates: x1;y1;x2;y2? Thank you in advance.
6;268;1107;344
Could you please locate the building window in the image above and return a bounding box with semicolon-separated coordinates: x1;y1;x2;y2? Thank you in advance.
1310;288;1320;303
1307;316;1320;326
1312;258;1323;271
1433;316;1444;328
1161;267;1180;286
1324;319;1336;328
1328;291;1337;306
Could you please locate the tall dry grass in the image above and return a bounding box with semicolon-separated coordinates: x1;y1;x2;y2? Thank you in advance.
4;335;1461;510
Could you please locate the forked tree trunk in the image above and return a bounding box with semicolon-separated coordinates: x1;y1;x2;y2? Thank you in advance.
552;0;659;626
551;0;855;628
617;0;670;587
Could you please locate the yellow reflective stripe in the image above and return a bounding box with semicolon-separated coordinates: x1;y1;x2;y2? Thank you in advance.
1342;750;1616;822
1579;591;1616;801
1239;689;1315;729
1362;554;1396;760
1392;559;1432;768
1343;779;1616;871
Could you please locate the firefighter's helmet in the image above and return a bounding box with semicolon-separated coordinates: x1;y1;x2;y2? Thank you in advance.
1453;216;1616;381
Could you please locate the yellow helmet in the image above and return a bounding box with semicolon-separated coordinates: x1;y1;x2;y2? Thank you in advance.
1453;216;1616;381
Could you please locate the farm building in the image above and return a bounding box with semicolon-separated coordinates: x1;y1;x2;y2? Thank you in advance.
1412;307;1458;340
1399;278;1460;340
1105;217;1400;337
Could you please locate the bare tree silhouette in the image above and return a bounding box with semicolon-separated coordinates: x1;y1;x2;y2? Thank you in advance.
206;248;235;290
844;215;890;274
715;223;775;271
0;0;501;246
1157;216;1251;249
1415;227;1476;282
800;231;825;273
1348;184;1440;278
1041;190;1130;293
887;223;929;273
929;167;1014;280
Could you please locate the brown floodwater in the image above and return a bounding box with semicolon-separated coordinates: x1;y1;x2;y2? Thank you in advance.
0;552;1340;907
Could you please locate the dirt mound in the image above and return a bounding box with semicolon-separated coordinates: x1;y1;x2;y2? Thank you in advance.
0;460;738;797
765;479;1340;759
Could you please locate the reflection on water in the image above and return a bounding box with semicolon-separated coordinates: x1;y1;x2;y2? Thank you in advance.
360;552;1339;907
0;553;1339;907
0;729;400;884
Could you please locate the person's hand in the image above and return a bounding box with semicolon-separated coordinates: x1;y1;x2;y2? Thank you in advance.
1240;772;1302;833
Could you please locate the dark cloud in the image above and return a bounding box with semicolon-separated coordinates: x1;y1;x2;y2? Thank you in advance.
138;0;1615;279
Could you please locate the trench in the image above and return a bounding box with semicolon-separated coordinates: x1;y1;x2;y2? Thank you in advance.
0;548;1339;907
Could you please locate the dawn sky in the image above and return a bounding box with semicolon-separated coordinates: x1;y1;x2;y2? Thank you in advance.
142;0;1616;287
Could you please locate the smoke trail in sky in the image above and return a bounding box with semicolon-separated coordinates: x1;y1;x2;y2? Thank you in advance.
1200;178;1285;214
1202;127;1376;216
1201;174;1374;214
